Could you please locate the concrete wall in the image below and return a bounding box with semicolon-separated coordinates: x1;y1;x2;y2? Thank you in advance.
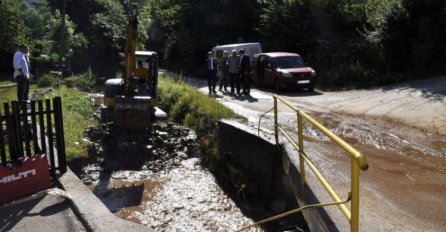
218;119;338;231
218;120;280;196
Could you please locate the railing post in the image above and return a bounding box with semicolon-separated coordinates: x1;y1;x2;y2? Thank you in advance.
298;113;305;189
351;160;360;232
273;96;278;145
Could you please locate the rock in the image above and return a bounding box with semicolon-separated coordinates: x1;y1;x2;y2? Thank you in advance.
178;151;188;159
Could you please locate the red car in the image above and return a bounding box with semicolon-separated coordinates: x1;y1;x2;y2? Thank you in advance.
250;52;316;91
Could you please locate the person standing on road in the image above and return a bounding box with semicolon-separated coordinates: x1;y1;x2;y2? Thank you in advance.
206;51;218;94
239;49;251;95
219;51;229;92
13;44;32;102
227;49;240;94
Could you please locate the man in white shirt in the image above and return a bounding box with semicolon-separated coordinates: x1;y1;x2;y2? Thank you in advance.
13;44;32;102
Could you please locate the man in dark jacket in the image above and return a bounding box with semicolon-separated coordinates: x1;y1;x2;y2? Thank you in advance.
239;49;251;95
206;51;218;94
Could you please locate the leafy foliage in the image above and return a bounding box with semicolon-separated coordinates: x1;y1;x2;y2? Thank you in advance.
0;0;30;70
157;74;238;163
257;0;317;55
2;0;445;89
63;68;95;91
37;74;59;88
143;0;261;75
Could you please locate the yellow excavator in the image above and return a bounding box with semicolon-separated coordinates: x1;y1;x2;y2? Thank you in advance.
101;3;164;129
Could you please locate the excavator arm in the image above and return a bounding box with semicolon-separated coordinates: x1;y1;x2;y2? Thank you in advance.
101;3;160;130
123;3;138;94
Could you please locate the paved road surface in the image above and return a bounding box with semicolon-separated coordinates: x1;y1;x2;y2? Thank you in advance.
191;75;446;231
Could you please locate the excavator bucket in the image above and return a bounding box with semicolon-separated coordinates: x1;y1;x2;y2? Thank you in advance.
113;95;153;129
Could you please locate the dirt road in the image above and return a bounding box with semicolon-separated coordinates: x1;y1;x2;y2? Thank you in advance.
193;75;446;231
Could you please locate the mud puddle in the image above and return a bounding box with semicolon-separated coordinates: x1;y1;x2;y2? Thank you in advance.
272;110;446;229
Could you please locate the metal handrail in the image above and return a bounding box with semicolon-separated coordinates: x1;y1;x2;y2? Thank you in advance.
273;94;368;232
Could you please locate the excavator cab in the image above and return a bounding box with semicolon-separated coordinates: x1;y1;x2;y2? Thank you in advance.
102;51;158;129
101;4;161;130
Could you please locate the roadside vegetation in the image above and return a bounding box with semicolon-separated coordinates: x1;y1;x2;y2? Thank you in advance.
1;69;235;164
44;86;94;160
2;0;445;92
158;75;239;164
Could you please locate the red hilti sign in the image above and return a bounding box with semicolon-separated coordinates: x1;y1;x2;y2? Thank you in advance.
0;154;51;204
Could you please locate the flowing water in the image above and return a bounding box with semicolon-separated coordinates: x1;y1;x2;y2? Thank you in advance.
86;158;263;232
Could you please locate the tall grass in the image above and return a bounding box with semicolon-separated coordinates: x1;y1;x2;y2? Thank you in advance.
63;68;95;91
157;76;238;163
45;86;94;160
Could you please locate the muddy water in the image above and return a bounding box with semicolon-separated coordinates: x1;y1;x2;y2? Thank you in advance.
292;111;446;229
220;95;446;230
79;121;266;232
86;158;262;231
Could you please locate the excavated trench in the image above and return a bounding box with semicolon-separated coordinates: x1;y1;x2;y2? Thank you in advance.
68;95;306;232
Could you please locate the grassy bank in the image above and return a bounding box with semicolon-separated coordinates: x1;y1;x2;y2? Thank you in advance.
157;75;239;163
0;83;39;103
44;86;94;160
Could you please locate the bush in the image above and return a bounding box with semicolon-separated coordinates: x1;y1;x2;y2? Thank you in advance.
63;68;95;90
37;74;59;88
158;75;238;163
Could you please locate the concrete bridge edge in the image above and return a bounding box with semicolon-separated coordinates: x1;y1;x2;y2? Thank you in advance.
218;119;339;231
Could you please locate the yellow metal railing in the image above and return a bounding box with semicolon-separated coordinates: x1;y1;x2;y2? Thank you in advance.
273;94;368;232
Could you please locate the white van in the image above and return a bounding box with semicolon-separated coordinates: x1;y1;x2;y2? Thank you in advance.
211;43;262;62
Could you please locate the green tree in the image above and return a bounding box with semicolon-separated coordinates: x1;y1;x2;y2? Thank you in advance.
144;0;261;75
19;1;87;75
257;0;317;55
381;0;446;73
50;0;128;76
0;0;30;74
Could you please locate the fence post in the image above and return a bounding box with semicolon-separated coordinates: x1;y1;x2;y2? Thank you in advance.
53;97;67;173
30;101;40;153
38;100;47;154
0;107;6;163
11;102;23;159
45;99;55;175
21;101;31;156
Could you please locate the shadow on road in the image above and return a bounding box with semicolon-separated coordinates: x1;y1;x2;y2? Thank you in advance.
381;76;446;102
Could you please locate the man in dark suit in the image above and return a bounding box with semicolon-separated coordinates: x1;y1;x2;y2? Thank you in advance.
239;49;251;95
206;51;218;94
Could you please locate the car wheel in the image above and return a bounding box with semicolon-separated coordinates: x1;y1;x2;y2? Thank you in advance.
308;86;314;92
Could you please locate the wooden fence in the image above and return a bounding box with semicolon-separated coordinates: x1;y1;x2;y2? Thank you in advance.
0;97;67;175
